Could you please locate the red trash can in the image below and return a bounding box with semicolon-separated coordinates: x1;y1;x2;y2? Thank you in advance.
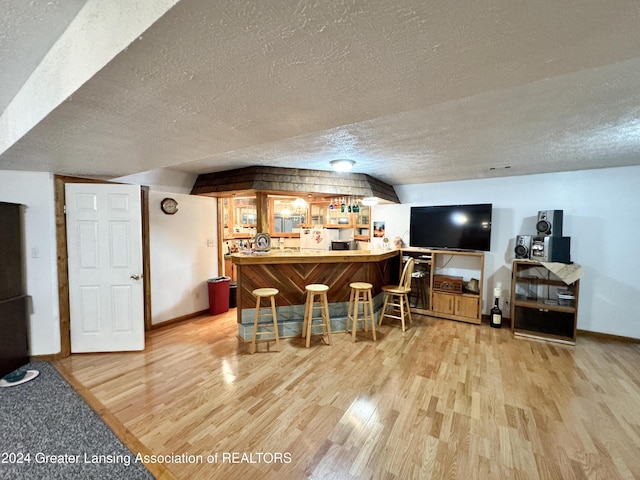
207;276;231;315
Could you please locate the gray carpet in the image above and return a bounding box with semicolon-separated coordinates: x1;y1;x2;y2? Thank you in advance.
0;362;154;480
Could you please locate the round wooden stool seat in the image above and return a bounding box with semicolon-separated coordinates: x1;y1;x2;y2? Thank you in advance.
253;287;279;297
347;282;376;342
350;282;373;290
305;284;329;293
302;284;332;348
250;288;280;354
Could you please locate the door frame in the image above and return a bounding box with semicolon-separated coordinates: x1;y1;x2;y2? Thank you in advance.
54;175;152;357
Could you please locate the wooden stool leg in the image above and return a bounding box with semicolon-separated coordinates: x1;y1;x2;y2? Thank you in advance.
351;292;359;343
399;293;406;332
251;296;261;354
305;293;314;348
405;293;413;325
322;292;332;345
361;292;368;333
379;293;390;326
347;288;355;334
367;289;376;341
270;295;280;352
302;292;309;340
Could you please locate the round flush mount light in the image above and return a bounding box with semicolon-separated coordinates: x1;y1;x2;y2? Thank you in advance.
361;197;379;206
330;159;355;172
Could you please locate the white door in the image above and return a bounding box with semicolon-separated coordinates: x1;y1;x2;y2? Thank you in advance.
65;183;144;352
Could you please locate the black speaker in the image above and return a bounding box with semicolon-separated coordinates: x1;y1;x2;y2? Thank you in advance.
514;235;532;259
536;210;563;236
530;236;571;263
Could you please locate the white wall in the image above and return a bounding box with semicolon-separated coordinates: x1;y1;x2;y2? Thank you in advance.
148;191;218;325
374;165;640;339
0;171;60;355
114;168;198;194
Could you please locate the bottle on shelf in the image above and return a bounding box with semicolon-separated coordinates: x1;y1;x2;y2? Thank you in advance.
490;297;502;328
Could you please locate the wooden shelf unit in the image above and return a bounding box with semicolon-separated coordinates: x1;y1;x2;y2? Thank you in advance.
306;202;372;240
400;248;485;325
510;260;580;345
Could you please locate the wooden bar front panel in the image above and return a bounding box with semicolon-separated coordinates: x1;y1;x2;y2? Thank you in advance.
235;256;399;320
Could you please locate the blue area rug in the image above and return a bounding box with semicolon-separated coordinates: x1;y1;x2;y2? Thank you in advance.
0;362;154;480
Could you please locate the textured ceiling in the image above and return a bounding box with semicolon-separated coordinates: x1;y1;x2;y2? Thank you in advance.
0;0;88;113
1;0;640;186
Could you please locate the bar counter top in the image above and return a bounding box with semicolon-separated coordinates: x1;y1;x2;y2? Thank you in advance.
231;248;398;265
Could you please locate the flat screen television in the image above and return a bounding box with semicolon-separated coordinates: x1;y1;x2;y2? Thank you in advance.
410;204;493;251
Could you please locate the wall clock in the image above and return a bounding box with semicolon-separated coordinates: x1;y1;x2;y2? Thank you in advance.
254;233;271;252
160;197;178;215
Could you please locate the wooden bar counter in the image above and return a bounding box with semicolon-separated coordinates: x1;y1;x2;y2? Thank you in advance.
231;249;399;341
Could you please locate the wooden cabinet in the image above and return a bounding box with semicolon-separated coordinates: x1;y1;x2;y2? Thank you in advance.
510;260;580;344
220;197;257;239
224;257;237;281
0;202;29;377
306;201;371;240
269;196;307;238
401;248;484;325
354;205;371;240
432;292;479;319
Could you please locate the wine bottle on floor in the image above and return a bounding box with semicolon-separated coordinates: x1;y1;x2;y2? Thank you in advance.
490;298;502;328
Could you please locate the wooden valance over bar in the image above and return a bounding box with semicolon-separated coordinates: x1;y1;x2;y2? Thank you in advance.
190;166;400;203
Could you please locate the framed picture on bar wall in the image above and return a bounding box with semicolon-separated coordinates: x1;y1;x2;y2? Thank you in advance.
373;221;385;238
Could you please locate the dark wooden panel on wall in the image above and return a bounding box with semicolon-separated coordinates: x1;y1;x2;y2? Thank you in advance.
236;256;398;310
190;166;400;203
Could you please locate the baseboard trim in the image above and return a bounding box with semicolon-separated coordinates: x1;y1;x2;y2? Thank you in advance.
576;329;640;343
30;353;64;361
150;309;211;330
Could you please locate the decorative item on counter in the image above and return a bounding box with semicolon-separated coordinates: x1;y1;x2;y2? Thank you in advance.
393;236;405;249
254;233;271;252
382;236;390;250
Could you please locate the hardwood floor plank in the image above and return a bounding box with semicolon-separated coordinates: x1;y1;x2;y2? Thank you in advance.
57;310;640;479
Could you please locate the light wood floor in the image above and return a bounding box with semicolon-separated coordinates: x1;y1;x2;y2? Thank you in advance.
56;310;640;480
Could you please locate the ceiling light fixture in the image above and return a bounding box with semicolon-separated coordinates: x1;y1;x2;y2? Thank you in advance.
330;159;355;172
292;197;308;210
361;197;379;206
280;207;291;218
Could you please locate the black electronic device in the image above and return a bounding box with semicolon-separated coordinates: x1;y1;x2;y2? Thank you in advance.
409;204;493;251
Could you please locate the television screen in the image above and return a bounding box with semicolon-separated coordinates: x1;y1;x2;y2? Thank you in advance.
410;204;493;251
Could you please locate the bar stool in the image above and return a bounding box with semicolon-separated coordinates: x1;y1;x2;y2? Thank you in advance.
346;282;376;342
251;288;280;354
379;258;415;332
302;284;332;348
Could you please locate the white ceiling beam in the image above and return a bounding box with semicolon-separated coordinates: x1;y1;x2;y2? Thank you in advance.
0;0;181;156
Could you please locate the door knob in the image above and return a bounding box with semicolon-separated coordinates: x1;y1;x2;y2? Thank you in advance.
130;274;141;280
